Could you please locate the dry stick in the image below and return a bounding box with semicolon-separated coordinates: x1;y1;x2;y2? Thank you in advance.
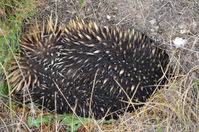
182;65;199;121
88;69;104;131
40;97;45;132
115;14;130;26
0;118;9;132
0;62;14;129
89;69;98;118
0;97;31;131
54;91;58;132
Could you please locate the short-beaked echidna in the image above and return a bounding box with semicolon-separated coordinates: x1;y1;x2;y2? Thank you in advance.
8;19;170;119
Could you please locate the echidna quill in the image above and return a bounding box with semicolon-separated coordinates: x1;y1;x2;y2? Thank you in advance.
8;18;170;119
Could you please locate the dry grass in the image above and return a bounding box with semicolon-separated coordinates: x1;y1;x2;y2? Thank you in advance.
0;0;198;131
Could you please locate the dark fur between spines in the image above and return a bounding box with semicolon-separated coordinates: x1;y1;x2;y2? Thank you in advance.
8;18;170;119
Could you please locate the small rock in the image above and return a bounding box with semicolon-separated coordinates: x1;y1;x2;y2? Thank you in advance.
149;19;156;25
172;37;187;48
180;29;188;34
106;15;111;20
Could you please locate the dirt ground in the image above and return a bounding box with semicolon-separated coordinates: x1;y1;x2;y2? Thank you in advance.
1;0;199;131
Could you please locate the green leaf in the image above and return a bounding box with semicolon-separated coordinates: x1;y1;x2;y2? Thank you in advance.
194;80;199;100
0;82;8;96
27;114;115;131
58;114;92;131
101;119;115;124
27;116;51;128
58;114;115;131
156;127;164;132
193;80;199;90
79;0;85;7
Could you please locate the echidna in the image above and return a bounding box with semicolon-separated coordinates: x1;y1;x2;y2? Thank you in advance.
8;18;170;119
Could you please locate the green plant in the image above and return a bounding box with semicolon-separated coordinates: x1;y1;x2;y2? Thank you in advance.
0;0;37;95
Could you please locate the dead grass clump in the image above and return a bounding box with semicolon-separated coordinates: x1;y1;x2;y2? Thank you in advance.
97;68;199;131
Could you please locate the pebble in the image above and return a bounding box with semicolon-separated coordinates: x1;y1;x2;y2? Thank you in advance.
172;37;187;48
106;15;111;20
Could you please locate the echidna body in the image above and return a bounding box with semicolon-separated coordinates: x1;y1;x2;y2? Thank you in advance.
9;19;169;119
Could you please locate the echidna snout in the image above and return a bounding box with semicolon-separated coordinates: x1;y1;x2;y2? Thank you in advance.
8;19;170;119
